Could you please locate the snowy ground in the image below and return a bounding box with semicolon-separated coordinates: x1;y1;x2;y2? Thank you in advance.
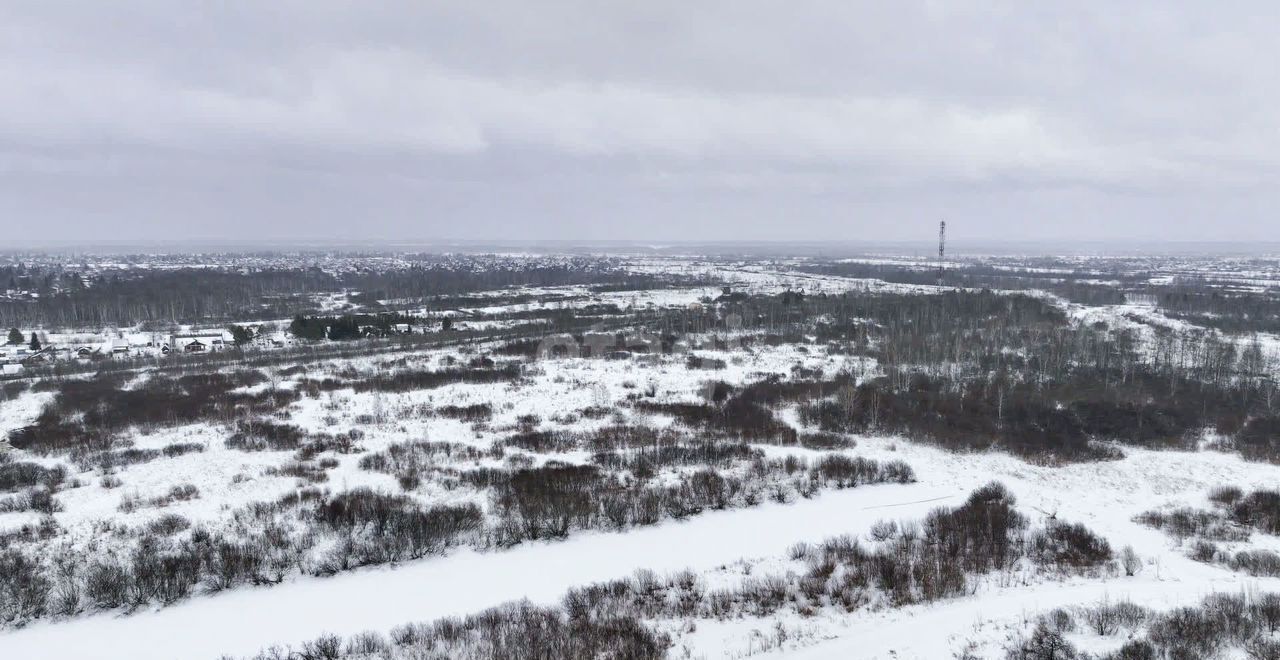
2;256;1279;659
2;429;1278;659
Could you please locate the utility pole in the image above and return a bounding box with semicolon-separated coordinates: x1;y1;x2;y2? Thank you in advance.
937;220;946;286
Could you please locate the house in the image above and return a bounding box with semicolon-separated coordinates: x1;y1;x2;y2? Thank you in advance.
253;331;292;349
123;332;166;350
20;348;55;365
0;344;31;363
715;286;750;304
170;331;230;353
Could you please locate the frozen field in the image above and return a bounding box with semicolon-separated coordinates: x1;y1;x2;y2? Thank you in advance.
3;435;1278;659
2;252;1280;659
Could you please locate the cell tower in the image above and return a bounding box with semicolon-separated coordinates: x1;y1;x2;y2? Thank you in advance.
937;221;946;286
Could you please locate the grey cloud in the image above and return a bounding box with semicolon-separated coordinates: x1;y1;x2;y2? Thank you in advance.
1;2;1277;243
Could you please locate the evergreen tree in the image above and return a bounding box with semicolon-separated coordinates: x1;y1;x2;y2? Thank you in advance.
28;333;40;351
228;325;253;346
6;328;22;345
288;315;326;341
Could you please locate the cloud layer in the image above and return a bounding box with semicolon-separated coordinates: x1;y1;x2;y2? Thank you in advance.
2;2;1277;243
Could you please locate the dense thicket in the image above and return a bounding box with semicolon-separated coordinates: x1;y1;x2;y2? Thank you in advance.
650;290;1277;462
0;261;695;326
794;262;1136;305
9;371;289;456
288;313;422;340
1154;282;1280;333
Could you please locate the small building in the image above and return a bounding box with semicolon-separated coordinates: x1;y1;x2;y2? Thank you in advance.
170;331;230;353
0;345;31;363
21;348;55;365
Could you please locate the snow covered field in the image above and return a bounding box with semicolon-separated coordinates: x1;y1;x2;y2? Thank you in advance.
2;436;1277;659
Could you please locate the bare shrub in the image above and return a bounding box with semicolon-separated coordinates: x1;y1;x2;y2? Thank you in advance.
1121;545;1142;576
1004;622;1079;660
1209;485;1244;506
147;514;192;536
1189;539;1219;563
1028;520;1113;569
868;519;898;542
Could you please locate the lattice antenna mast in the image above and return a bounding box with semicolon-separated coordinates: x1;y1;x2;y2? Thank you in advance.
937;221;946;286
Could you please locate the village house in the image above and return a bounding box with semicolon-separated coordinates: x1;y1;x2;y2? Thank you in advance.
170;330;231;354
0;344;32;364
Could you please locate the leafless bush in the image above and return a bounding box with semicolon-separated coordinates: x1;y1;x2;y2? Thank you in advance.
437;403;493;422
0;461;66;493
146;514;192;536
1051;592;1280;660
1135;507;1248;543
1004;622;1079;660
1189;539;1220;563
266;462;329;483
797;432;855;450
349;365;519;394
1232;489;1280;534
1209;485;1244;506
161;442;205;458
1028;520;1113;569
226;420;308;452
869;519;898;542
0;549;50;623
1121;545;1142;576
1228;550;1280;576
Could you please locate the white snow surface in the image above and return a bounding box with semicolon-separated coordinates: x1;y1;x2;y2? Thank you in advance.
4;262;1280;659
3;435;1280;659
0;481;941;660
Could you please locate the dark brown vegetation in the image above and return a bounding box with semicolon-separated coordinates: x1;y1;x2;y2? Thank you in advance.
10;371;289;456
0;260;701;327
644;289;1279;463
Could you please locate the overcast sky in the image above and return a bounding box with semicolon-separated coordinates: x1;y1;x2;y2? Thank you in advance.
2;2;1277;244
